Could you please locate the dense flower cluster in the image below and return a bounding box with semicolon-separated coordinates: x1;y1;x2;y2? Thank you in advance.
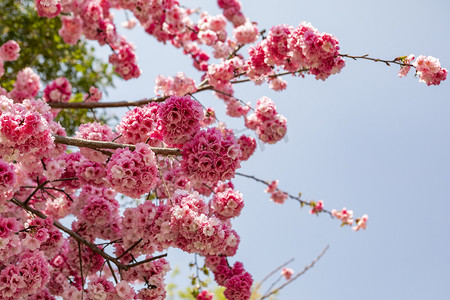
106;143;159;198
58;15;83;45
0;96;62;166
43;77;72;103
182;127;242;185
0;40;20;62
9;68;40;102
158;95;204;146
35;0;61;18
205;255;253;300
210;188;244;220
116;103;161;145
413;55;448;86
121;190;240;257
245;22;345;82
237;135;257;161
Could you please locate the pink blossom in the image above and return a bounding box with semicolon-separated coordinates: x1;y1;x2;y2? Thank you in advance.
211;189;244;219
398;54;415;78
158;95;203;146
237;135;257;161
281;267;294;280
58;15;83;45
35;0;61;18
332;207;354;225
413;55;448;86
270;190;288;204
43;77;72;103
106;143;159;199
352;214;368;231
309;200;324;215
116;103;161;146
233;20;258;44
182;127;242;185
197;290;214;300
0;40;20;62
83;86;102;102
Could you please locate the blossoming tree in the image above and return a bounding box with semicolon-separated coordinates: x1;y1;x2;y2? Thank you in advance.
0;0;447;299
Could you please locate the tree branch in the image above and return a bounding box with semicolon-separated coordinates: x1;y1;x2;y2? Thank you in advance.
54;135;181;156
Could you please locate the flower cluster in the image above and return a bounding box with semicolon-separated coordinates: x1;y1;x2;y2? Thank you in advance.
413;55;448;86
106;143;159;199
154;72;197;97
43;77;72;103
0;40;20;62
217;0;246;27
237;135;257;161
158;95;204;146
58;15;83;45
83;86;102;102
206;57;243;90
0;96;60;166
331;207;354;225
182;127;242;185
245;22;345;81
9;68;40;102
233;19;259;45
245;97;287;144
309;200;324;215
205;255;253;300
109;43;141;80
121;190;240;257
73;185;121;240
35;0;61;18
210;188;244;220
0;250;50;299
116;103;161;146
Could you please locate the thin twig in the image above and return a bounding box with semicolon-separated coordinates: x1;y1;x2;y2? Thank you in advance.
260;245;330;300
254;258;295;292
235;172;333;217
340;54;414;67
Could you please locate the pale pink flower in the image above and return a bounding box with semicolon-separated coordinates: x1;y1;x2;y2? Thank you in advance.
281;267;294;280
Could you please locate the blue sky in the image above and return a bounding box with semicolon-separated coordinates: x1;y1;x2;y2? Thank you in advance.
95;1;450;298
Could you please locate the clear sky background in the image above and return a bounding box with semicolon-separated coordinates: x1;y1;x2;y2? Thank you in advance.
93;0;450;299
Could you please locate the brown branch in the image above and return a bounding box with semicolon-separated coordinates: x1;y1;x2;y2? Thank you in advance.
260;245;330;300
340;54;414;67
54;135;181;156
